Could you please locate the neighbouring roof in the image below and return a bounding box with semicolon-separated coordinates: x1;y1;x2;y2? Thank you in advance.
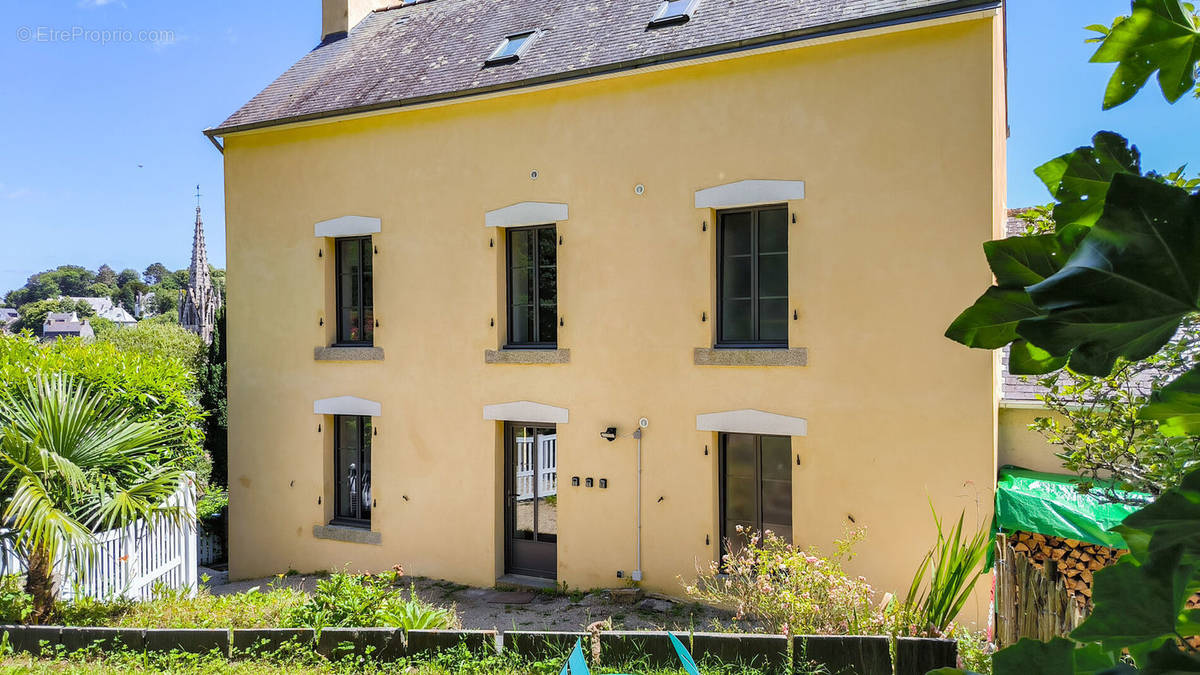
210;0;1000;135
64;296;137;324
0;308;17;323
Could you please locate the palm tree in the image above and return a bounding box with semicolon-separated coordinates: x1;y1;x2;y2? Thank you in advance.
0;374;190;623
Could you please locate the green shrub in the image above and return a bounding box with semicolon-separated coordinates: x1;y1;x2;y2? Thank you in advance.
58;584;307;630
284;571;458;632
888;505;987;638
0;575;32;624
684;528;881;637
375;586;458;631
0;333;206;483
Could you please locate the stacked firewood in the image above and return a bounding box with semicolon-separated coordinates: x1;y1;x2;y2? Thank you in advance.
1008;531;1125;606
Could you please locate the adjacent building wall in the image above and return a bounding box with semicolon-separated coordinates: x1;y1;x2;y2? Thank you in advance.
222;14;1005;626
998;407;1068;474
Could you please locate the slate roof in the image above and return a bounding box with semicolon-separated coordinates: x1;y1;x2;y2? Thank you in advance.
211;0;1000;135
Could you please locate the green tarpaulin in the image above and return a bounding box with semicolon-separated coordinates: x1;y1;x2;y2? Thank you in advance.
993;467;1148;550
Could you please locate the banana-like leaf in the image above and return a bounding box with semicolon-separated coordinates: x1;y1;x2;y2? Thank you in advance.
1071;548;1197;649
1090;0;1200;109
1140;364;1200;436
1035;132;1141;229
1018;174;1200;376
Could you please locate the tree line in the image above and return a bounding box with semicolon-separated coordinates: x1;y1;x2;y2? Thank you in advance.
2;262;226;335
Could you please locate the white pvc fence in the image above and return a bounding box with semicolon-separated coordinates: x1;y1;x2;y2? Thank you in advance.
514;433;557;501
1;476;198;601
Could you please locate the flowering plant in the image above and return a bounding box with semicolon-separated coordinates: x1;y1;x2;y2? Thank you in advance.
684;527;882;637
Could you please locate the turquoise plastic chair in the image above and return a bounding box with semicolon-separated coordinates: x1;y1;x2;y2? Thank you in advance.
558;635;700;675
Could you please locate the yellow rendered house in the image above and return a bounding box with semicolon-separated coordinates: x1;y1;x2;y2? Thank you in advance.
207;0;1007;624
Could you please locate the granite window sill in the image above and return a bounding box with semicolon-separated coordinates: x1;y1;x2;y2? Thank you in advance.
694;347;808;367
485;349;570;364
313;524;381;545
314;346;384;361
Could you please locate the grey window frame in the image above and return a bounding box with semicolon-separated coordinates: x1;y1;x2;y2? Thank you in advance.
506;223;557;349
332;415;372;529
715;204;788;348
334;236;373;347
718;432;792;560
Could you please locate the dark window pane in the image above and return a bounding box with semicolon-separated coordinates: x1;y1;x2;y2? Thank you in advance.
336;237;372;345
722;256;752;299
761;436;791;480
510;230;532;268
511;305;533;344
339;239;360;275
538;304;557;344
335;416;370;522
537;227;557;267
722;299;753;342
758;298;788;341
758;209;788;253
509;226;557;346
758;253;787;298
724;476;758;522
340;309;360;343
538;265;557;307
725;434;756;476
722;213;752;255
761;480;791;527
511;268;532;305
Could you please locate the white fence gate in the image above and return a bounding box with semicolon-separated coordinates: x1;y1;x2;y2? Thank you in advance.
1;476;199;601
514;433;557;500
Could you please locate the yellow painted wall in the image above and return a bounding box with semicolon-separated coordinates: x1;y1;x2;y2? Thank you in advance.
221;14;1005;626
999;407;1068;474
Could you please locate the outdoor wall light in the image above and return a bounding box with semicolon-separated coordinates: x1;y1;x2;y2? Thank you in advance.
571;476;580;486
600;427;617;442
598;479;607;489
585;478;594;488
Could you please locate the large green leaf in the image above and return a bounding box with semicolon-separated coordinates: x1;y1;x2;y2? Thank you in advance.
1141;364;1200;435
945;230;1086;353
1142;640;1200;674
1035;132;1142;229
1008;339;1069;374
1120;469;1200;558
945;287;1043;349
992;637;1076;674
1018;174;1200;376
1071;547;1197;648
1090;0;1200;109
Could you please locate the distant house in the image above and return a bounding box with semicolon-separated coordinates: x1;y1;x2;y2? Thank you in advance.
64;296;137;327
0;308;18;334
42;312;95;340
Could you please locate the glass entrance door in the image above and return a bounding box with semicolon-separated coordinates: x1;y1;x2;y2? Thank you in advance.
505;423;558;578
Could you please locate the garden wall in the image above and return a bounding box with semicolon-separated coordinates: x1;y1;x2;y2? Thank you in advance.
0;625;957;672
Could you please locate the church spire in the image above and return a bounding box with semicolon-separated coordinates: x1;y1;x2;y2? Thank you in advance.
179;185;222;344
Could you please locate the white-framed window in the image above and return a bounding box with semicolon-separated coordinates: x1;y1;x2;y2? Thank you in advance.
649;0;700;27
486;30;539;65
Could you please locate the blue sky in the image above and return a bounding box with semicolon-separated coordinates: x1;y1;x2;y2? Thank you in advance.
0;0;1196;296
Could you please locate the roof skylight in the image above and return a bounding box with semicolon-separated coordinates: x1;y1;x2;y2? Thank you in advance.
486;31;538;65
648;0;699;27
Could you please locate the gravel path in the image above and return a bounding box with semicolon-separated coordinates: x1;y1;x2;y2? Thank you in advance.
201;568;737;633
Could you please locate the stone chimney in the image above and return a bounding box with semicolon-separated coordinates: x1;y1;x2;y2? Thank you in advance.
323;0;394;40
